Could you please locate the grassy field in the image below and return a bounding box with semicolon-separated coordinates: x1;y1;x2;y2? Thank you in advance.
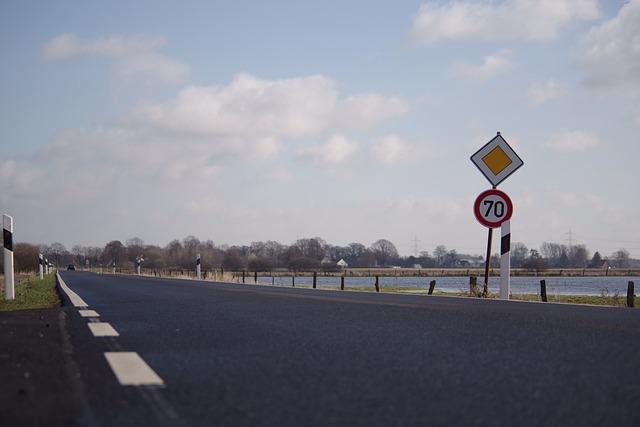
0;273;60;311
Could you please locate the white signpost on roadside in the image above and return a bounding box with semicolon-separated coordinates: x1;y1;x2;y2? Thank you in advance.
471;133;523;299
3;214;15;300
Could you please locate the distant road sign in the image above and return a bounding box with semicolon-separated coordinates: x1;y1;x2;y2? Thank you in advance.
471;134;523;187
474;189;513;228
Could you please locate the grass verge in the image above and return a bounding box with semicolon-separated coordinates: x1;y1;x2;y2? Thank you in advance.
0;274;60;311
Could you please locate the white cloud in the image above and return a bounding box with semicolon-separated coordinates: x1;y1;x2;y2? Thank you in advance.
452;49;515;81
1;68;411;243
407;0;600;45
42;33;190;85
544;130;599;153
372;135;407;164
578;0;640;96
295;134;359;166
370;135;437;165
127;73;409;138
526;80;567;105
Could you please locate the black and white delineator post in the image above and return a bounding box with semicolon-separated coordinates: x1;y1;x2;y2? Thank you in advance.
136;255;144;275
196;253;201;280
500;220;511;299
3;214;15;300
39;253;44;279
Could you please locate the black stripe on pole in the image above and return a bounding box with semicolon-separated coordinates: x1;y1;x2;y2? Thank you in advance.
500;233;510;256
197;257;201;266
3;228;12;251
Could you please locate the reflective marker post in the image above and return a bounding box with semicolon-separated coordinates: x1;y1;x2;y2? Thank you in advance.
39;253;44;279
500;220;511;300
196;253;201;280
3;214;15;300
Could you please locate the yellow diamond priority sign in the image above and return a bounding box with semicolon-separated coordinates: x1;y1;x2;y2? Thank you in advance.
471;134;523;187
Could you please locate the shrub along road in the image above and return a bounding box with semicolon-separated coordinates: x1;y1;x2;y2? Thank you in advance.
3;270;640;426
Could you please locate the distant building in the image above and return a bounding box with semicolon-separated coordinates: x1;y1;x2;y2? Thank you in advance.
337;259;348;268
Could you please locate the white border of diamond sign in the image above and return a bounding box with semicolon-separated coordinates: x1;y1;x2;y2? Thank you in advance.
470;134;524;187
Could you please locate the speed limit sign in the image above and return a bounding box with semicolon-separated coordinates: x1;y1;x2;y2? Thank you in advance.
474;189;513;228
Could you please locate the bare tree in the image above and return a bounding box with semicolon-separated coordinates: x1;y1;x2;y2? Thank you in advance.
182;235;201;264
126;237;145;263
569;244;589;268
540;242;566;267
165;239;184;268
612;248;630;268
433;245;447;268
370;239;399;266
103;240;127;267
511;242;528;268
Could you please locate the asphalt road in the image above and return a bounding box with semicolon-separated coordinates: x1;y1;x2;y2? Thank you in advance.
4;271;640;426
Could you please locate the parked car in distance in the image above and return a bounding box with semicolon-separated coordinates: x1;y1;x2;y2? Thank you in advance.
67;264;75;270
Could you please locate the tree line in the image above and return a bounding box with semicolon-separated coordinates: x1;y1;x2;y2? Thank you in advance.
1;235;634;273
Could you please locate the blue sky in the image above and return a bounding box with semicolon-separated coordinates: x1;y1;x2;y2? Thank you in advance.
1;0;639;259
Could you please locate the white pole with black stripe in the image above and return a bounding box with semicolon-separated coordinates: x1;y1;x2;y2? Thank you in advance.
3;214;15;300
196;253;201;280
137;255;144;275
39;253;44;279
500;220;511;300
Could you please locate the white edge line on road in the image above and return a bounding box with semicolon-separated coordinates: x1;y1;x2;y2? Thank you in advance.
104;352;165;386
56;272;89;307
79;309;100;317
88;322;120;337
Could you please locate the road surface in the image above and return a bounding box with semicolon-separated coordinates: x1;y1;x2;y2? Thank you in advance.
4;271;640;426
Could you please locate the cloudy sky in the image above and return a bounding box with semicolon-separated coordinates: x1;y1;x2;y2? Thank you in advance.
1;0;639;259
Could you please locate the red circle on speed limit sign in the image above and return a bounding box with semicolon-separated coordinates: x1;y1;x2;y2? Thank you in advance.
474;189;513;228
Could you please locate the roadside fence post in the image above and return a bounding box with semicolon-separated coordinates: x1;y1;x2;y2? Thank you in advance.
469;276;478;296
627;281;635;308
341;275;345;291
428;280;436;295
374;275;380;293
540;280;548;302
313;271;317;289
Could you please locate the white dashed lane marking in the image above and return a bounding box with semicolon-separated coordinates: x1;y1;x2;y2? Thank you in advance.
79;309;100;317
57;272;166;388
104;352;165;386
88;322;120;337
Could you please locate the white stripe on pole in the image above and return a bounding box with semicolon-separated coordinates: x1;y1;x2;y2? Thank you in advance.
3;214;15;300
196;253;201;280
39;253;44;279
500;220;511;300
